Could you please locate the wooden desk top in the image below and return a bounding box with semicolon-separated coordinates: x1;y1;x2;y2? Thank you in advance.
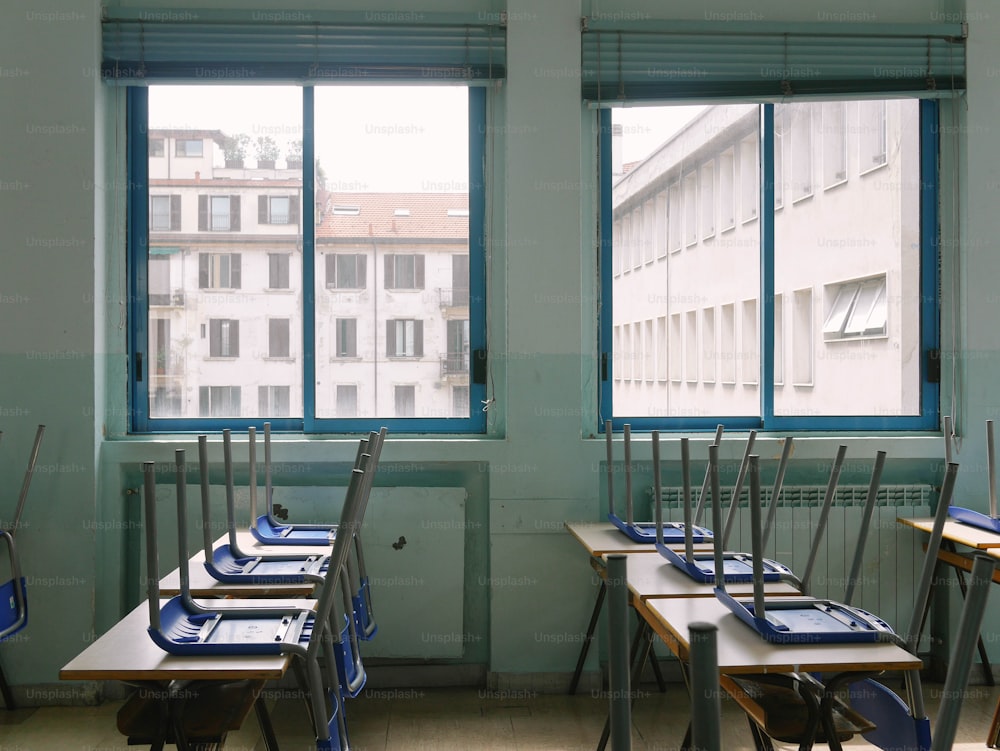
617;552;801;601
60;599;311;682
897;517;1000;550
564;522;714;556
639;596;921;676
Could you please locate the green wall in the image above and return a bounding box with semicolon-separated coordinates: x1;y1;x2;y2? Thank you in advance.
2;0;999;702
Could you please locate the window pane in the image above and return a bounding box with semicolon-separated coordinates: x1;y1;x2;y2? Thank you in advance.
774;99;920;417
313;86;470;419
147;84;303;419
611;104;759;418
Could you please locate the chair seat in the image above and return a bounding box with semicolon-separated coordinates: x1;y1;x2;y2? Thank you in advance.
722;674;876;744
117;679;265;745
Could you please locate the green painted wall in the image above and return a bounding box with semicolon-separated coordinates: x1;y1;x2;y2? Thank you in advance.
3;0;999;701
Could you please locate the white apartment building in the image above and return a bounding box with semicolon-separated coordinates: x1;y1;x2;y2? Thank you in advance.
146;130;470;420
611;100;922;419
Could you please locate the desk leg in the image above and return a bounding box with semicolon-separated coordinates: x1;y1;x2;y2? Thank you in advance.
942;541;995;686
988;698;1000;748
571;579;607;694
254;694;281;751
596;619;654;751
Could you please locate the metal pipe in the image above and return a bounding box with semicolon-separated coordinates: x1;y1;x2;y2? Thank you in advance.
748;456;766;623
689;622;722;751
142;461;161;632
801;445;847;595
694;425;724;526
844;450;886;606
605;419;615;518
681;437;693;559
11;424;45;537
623;424;634;524
709;445;725;592
761;437;793;550
652;431;663;547
723;430;756;546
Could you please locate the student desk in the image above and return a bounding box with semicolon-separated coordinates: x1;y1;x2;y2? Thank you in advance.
565;521;714;693
898;515;1000;745
636;595;922;751
60;599;311;750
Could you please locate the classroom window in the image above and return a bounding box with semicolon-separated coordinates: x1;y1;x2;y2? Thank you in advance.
130;81;487;434
603;98;934;430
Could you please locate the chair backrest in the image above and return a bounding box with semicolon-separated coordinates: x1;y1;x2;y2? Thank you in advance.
0;531;27;641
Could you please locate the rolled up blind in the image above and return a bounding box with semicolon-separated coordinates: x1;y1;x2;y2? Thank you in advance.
581;18;965;103
102;7;506;83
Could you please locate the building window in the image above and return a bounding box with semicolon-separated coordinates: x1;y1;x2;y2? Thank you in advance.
258;386;290;417
209;319;239;358
131;83;487;433
682;171;698;247
199;386;241;417
268;253;290;290
325;254;366;290
336;385;358;417
452;385;470;416
259;195;299;225
859;100;888;173
199;253;241;289
822;101;848;188
603;98;933;429
148;256;170;306
335;319;357;358
386;319;423;358
198;195;240;232
384;254;425;290
822;275;888;341
150;195;180;231
175;138;203;157
394;385;416;417
268;318;290;358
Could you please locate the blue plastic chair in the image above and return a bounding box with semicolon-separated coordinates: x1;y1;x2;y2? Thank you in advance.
142;446;375;751
0;425;44;711
204;428;382;640
947;416;1000;533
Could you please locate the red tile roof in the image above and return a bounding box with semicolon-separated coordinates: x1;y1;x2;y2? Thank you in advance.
316;192;469;241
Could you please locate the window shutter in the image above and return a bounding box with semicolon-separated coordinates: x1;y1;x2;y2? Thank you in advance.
580;19;966;103
357;255;367;289
231;254;242;289
415;255;425;289
230;195;241;231
258;195;269;225
231;320;240;356
209;319;220;356
170;194;182;230
102;9;506;83
414;320;424;357
289;195;300;225
197;195;208;231
325;254;335;287
198;253;209;288
386;320;396;357
384;255;395;289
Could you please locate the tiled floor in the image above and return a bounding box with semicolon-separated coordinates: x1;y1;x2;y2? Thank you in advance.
2;680;998;750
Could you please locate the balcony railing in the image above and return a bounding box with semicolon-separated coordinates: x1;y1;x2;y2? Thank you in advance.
438;287;469;308
440;353;469;377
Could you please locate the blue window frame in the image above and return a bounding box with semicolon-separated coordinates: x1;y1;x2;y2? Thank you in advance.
598;100;940;432
127;85;488;433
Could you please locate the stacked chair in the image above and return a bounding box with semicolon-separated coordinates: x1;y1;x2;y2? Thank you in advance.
126;427;385;751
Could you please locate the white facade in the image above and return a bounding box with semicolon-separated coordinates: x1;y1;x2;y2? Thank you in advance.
611;100;922;419
147;130;470;420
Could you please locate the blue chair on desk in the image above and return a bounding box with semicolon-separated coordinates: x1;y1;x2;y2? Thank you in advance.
0;425;44;711
205;428;383;640
141;447;375;751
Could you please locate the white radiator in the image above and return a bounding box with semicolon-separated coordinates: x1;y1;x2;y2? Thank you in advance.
648;484;934;642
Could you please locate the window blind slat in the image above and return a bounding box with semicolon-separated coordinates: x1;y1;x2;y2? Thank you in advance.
581;21;965;103
102;12;506;82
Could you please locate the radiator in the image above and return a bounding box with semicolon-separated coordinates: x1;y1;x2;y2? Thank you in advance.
647;484;934;644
